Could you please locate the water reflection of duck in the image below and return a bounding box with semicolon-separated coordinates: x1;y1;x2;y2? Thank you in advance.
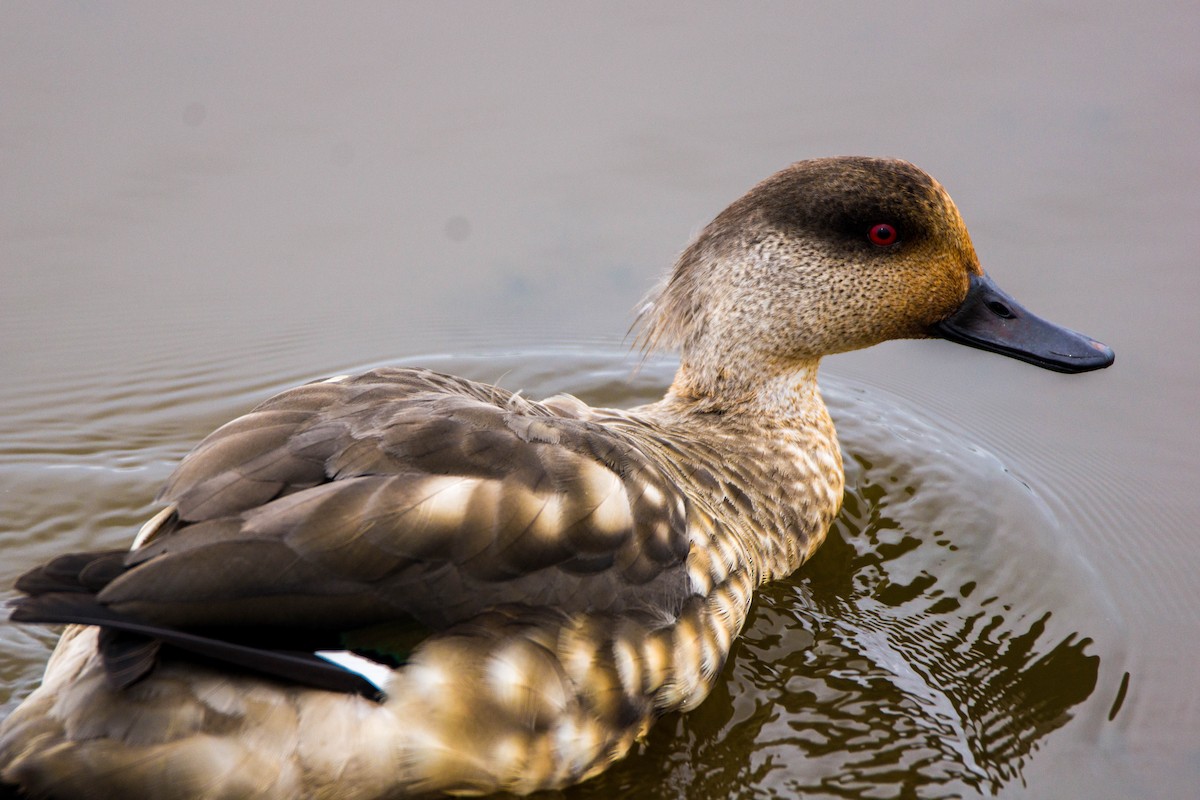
0;157;1113;798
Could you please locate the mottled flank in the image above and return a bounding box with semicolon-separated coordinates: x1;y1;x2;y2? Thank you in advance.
0;157;1111;799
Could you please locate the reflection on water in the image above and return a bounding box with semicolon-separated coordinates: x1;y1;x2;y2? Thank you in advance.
772;462;1099;793
741;509;1098;797
0;351;1105;797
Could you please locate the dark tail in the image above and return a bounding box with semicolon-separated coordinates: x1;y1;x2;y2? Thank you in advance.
9;553;386;702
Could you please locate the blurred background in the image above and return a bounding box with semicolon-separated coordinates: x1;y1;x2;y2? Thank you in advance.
1;2;1197;798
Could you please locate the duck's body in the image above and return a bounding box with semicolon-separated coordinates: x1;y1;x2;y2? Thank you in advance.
0;158;1112;799
1;369;841;798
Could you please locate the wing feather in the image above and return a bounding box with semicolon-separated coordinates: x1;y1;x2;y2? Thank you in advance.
72;368;690;633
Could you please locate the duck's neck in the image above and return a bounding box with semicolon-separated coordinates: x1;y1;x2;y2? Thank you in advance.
654;357;827;424
634;355;844;584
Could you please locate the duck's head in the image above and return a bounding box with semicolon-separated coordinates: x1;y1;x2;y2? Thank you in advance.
639;157;1113;404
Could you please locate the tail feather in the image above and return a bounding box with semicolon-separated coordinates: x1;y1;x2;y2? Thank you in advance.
13;549;127;595
98;628;162;689
10;592;386;702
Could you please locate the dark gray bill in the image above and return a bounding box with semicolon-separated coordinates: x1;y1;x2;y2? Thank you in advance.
932;273;1115;373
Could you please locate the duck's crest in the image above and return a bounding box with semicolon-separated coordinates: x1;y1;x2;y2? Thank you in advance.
633;214;736;356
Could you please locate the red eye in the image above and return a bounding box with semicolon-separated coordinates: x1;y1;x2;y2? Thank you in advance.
868;223;898;246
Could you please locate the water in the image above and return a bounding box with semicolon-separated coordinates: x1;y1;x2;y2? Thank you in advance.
2;2;1197;798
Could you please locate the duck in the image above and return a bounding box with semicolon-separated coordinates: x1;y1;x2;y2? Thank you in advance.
0;157;1113;799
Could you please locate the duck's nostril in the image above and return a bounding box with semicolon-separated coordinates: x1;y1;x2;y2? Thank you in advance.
985;300;1015;319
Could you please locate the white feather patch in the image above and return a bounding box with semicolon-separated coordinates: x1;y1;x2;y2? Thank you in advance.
315;650;394;694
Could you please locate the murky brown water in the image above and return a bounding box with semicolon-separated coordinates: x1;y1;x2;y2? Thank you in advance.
2;3;1197;798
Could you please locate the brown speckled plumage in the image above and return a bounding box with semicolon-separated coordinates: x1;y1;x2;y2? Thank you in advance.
0;157;1113;799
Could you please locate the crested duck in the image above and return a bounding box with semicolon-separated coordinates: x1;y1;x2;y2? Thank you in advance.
0;157;1113;799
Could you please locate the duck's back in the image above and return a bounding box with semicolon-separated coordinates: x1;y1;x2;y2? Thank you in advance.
61;368;695;630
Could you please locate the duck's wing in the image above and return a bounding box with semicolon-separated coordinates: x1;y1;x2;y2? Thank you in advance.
21;368;691;637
